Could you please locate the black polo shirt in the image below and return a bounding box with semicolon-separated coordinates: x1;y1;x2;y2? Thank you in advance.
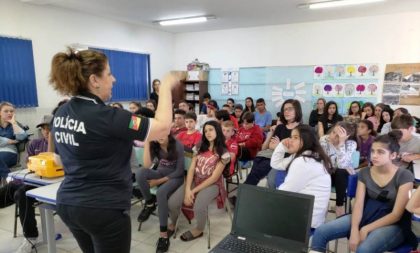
52;92;150;210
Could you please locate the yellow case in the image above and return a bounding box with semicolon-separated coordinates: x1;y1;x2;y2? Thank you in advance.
27;152;64;178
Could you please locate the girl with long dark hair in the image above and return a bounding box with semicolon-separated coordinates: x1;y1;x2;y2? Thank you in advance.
318;101;343;137
271;125;332;228
135;134;185;252
168;121;230;242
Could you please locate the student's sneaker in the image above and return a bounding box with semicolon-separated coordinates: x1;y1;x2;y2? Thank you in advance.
137;202;156;222
16;237;38;253
156;237;170;253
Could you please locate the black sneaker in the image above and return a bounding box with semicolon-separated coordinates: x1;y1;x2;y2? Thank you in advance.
137;203;156;222
156;237;170;253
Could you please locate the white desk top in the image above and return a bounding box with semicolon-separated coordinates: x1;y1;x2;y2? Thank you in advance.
26;182;60;205
8;169;64;186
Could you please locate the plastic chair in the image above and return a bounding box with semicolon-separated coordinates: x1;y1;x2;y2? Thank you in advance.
173;195;233;249
351;151;360;169
345;173;358;214
238;160;252;179
133;147;145;167
224;160;240;195
274;170;287;188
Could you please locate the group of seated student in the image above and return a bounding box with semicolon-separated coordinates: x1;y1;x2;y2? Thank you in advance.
311;98;415;137
310;130;418;253
3;92;420;253
123;99;159;115
0;100;65;253
133;118;231;252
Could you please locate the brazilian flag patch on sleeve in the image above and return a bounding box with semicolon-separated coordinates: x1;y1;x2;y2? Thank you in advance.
129;115;141;131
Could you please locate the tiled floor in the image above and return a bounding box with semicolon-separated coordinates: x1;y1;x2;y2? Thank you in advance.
0;175;387;253
0;200;234;253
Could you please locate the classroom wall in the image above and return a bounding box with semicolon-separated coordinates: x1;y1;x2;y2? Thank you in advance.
174;12;420;117
0;0;175;132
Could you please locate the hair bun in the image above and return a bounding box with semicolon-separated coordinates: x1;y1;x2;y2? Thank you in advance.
388;130;403;143
67;48;81;61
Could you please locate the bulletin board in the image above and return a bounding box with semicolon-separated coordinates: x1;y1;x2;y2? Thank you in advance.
382;63;420;105
209;64;379;123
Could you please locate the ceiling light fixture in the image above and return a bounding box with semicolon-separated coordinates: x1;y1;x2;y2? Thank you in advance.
157;16;215;26
298;0;386;9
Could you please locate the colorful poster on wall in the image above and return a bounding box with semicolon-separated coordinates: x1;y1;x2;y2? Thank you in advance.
209;64;379;121
311;63;380;113
382;63;420;105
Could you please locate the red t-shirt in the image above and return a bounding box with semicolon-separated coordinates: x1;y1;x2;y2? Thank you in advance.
229;115;239;130
225;137;238;175
177;130;202;149
171;126;187;137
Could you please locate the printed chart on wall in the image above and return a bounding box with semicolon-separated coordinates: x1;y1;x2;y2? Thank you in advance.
312;64;379;114
221;69;239;95
382;63;420;105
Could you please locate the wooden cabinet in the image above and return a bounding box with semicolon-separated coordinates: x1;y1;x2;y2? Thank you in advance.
181;80;208;113
171;71;208;113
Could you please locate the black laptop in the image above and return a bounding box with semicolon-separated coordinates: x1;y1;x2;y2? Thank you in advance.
209;184;314;253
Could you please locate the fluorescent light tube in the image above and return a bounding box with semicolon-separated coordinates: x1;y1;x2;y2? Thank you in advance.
159;16;208;26
304;0;385;9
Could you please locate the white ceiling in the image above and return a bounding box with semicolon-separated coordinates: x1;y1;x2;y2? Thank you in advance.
23;0;420;33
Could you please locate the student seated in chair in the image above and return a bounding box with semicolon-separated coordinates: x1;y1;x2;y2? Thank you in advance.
236;112;263;162
0;102;28;182
310;131;417;253
244;99;301;188
171;109;187;137
168;121;230;243
221;120;238;177
176;112;201;152
357;120;376;168
320;121;357;217
135;133;184;253
254;98;272;133
271;125;332;229
0;115;51;253
391;114;420;169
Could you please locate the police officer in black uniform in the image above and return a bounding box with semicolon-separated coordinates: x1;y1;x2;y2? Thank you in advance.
49;48;178;253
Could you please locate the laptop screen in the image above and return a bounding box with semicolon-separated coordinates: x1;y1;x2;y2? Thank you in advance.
232;184;314;245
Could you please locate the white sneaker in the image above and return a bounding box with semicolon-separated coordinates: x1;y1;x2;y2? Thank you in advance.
16;237;38;253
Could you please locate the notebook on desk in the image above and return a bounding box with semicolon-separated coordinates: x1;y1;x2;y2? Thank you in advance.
209;184;314;253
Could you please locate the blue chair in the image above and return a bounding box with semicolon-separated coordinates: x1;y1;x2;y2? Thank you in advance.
346;173;358;214
351;151;360;169
274;170;287;188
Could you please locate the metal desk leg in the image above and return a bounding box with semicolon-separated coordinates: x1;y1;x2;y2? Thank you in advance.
39;204;56;253
39;207;48;244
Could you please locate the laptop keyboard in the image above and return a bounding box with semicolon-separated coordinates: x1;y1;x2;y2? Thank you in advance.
219;237;285;253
